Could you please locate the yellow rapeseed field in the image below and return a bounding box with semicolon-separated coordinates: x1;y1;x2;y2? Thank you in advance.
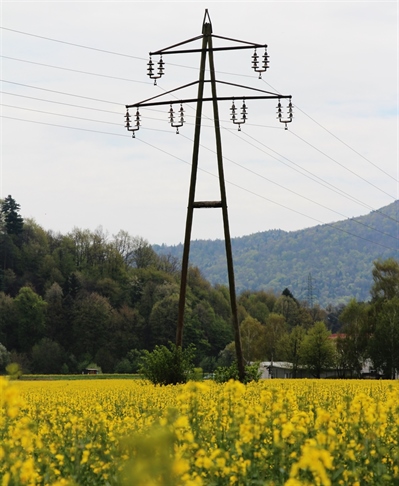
1;377;398;485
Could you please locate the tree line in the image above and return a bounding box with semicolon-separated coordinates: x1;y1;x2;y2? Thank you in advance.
0;195;398;379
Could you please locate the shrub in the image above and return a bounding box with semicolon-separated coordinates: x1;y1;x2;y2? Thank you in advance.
6;362;22;380
189;367;203;381
139;342;195;385
214;361;261;383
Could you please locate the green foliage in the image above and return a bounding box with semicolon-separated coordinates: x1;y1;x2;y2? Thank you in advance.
1;195;24;236
214;363;239;382
0;342;10;372
189;367;203;381
0;215;236;373
300;321;336;378
239;316;265;362
114;358;134;374
371;257;399;303
4;195;399;380
14;287;47;352
214;361;261;384
369;296;399;379
338;299;370;377
154;200;399;307
6;362;22;380
139;343;196;385
31;338;65;374
71;292;113;358
276;325;305;377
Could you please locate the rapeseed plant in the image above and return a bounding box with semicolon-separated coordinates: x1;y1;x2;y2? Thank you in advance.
0;377;398;485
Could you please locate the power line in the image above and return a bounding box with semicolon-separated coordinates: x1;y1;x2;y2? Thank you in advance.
3;113;397;253
2;78;395;224
236;129;399;223
0;91;180;119
295;105;397;182
1;115;128;137
180;132;399;242
289;129;395;200
260;78;397;183
4;100;396;233
0;91;122;115
0;55;151;84
0;80;124;106
0;27;144;60
3;23;394;186
3;83;392;228
1;103;175;127
137;137;398;253
3;27;396;232
0;104;123;126
3;28;393;189
155;80;397;216
0;26;245;77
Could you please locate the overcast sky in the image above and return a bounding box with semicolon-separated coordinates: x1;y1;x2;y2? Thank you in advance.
1;1;397;247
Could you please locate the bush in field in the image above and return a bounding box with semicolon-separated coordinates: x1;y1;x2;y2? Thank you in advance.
5;362;22;379
214;361;261;383
139;342;195;385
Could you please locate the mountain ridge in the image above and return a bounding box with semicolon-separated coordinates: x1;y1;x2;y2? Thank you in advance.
153;201;399;307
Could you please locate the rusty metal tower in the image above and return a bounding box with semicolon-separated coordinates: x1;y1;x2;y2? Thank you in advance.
125;10;293;382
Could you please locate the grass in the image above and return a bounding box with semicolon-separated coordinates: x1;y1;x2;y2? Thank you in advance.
17;373;144;381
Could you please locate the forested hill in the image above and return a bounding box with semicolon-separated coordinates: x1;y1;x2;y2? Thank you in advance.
154;200;399;307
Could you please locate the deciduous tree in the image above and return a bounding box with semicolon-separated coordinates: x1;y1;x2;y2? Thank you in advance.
14;287;47;352
369;297;399;379
300;321;336;378
276;325;305;377
337;299;370;377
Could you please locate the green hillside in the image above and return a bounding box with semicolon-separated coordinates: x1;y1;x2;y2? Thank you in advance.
154;201;399;307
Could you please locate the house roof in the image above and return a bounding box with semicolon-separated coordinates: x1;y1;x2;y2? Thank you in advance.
260;362;293;369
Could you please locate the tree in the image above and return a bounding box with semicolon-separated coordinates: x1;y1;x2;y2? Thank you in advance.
44;282;65;343
273;294;300;328
368;259;399;378
31;338;65;374
264;313;287;361
71;292;113;358
123;235;158;269
300;321;336;378
369;297;399;379
110;305;144;359
148;294;179;348
0;342;10;372
338;299;370;377
0;292;17;349
14;287;47;352
238;291;272;324
276;325;305;378
371;258;399;304
113;231;158;268
0;196;24;288
1;195;24;236
239;316;266;363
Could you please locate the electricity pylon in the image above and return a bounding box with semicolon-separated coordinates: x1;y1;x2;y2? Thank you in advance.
125;9;293;382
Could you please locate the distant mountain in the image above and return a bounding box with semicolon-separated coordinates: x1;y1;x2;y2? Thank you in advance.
153;201;399;307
